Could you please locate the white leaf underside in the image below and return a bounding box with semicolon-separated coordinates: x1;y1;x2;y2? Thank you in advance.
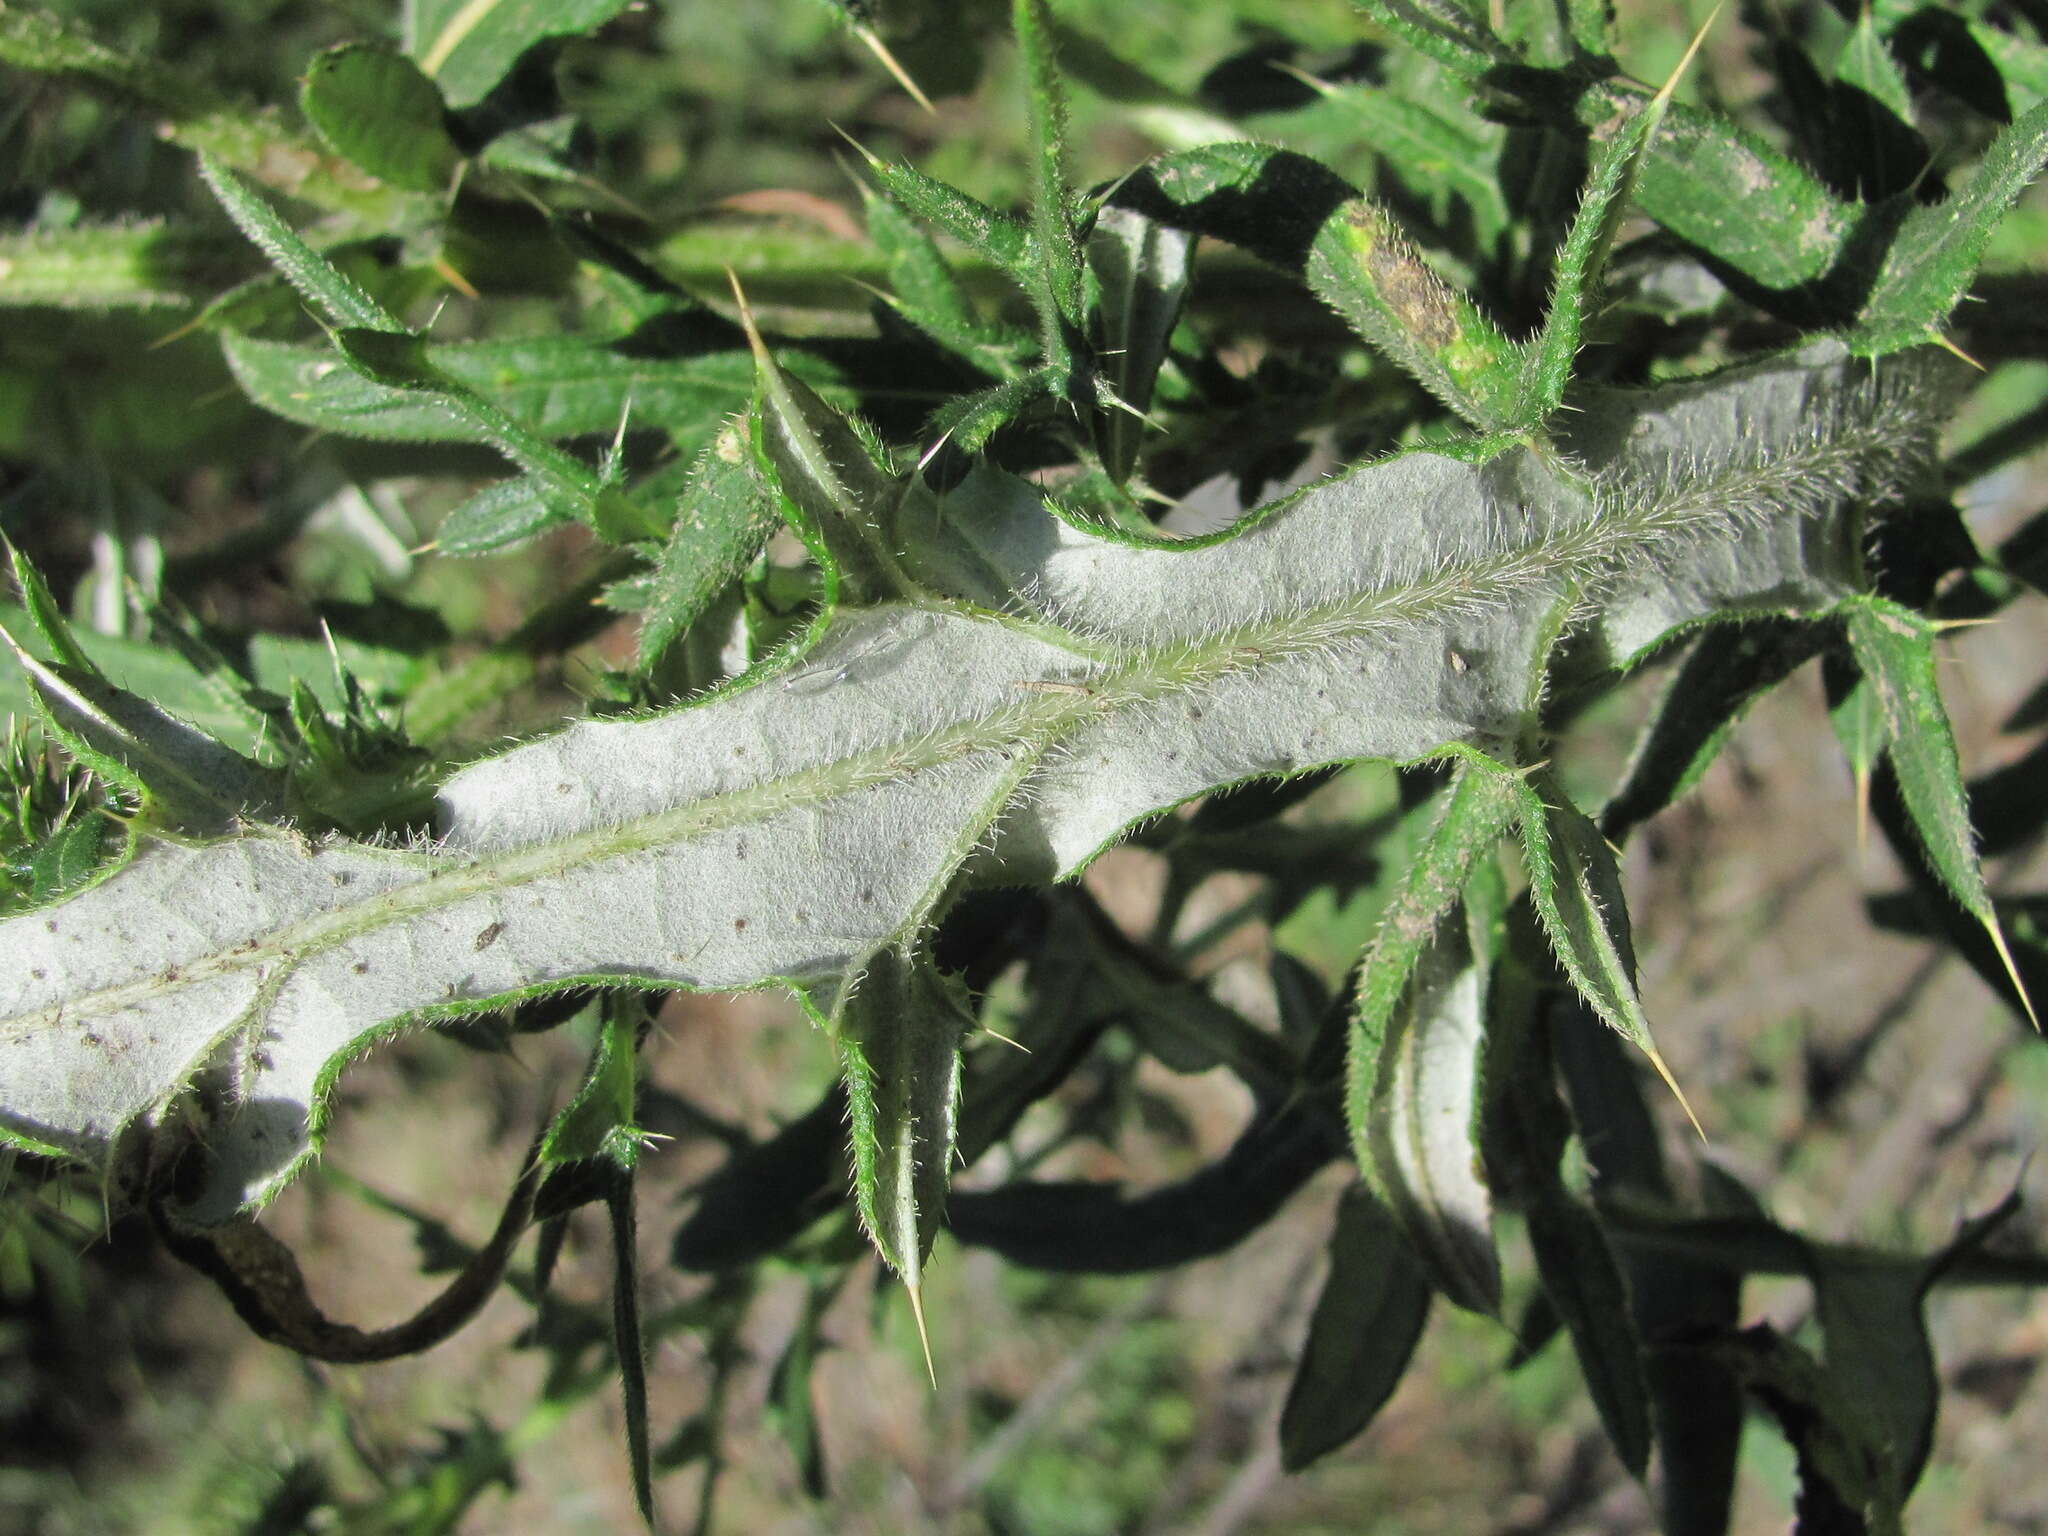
0;343;1951;1217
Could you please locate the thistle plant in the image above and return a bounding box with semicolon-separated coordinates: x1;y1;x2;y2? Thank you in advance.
2;0;2047;1529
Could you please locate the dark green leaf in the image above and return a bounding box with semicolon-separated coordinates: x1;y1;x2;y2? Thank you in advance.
1279;1187;1433;1471
1527;1188;1652;1477
199;156;402;331
300;45;461;194
1515;768;1696;1128
219;333;785;445
1843;596;2032;1021
767;1277;833;1499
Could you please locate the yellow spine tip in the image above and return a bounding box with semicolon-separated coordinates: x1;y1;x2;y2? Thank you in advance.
1645;1045;1708;1143
905;1278;938;1389
1985;918;2040;1031
1931;332;1987;371
856;26;937;114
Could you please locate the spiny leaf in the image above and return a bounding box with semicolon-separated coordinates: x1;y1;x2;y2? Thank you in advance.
220;332;811;445
1014;0;1085;374
435;476;565;557
1513;767;1702;1135
834;946;972;1381
1;641;282;838
1842;596;2034;1024
1283;70;1509;243
1568;88;1856;298
733;276;913;602
636;419;780;671
1519;11;1714;426
1348;758;1520;1312
841;140;1035;280
1278;1186;1433;1470
1307;198;1520;431
1527;1186;1654;1476
199;156;401;332
1852;100;2048;354
300;45;462;194
861;184;1032;376
203;164;658;543
0;345;1945;1215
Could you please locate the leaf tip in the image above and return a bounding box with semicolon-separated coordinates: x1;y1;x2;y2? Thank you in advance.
725;268;773;370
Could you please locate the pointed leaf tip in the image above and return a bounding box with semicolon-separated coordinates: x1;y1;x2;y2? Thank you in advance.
1644;1045;1707;1142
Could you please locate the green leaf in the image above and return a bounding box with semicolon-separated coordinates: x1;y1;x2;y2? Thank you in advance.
1307;198;1521;432
604;1165;653;1528
737;295;914;602
407;0;634;110
1602;622;1829;842
1348;759;1520;1312
436;476;566;557
201;168;656;542
7;547;96;676
834;946;972;1369
1086;204;1191;482
1835;9;1914;122
300;45;462;194
1707;1327;1905;1535
1853;100;2048;352
1527;1186;1653;1476
1360;0;1512;75
852;153;1034;280
922;369;1054;455
0;223;249;311
1578;89;1856;297
636;420;780;670
26;814;114;907
1514;767;1698;1131
1519;68;1684;426
1806;1194;2016;1506
0;345;1943;1211
1278;1186;1433;1471
1;642;282;838
1113;142;1354;273
1842;596;2033;1021
199;156;402;332
861;185;1031;376
539;1009;641;1169
219;333;789;445
1013;0;1085;371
